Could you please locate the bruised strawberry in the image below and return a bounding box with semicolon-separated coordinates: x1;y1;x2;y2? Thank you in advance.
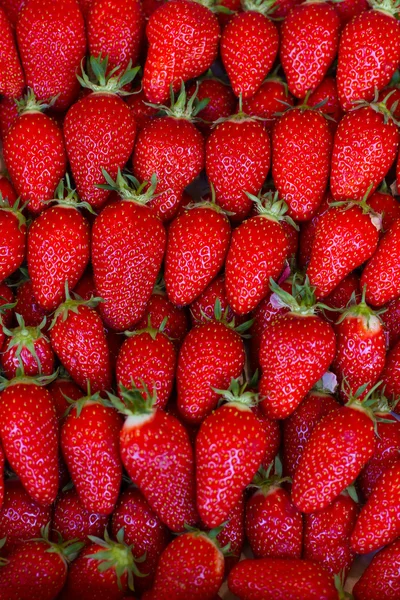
241;76;294;131
0;197;26;284
52;488;109;544
0;6;24;98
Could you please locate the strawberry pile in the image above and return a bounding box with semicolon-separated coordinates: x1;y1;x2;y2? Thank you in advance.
1;0;400;598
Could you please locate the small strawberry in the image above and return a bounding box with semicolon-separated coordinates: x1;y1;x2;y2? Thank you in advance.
353;537;400;600
367;181;400;232
187;75;236;136
15;278;49;328
190;275;242;327
0;6;24;98
241;75;294;131
0;197;26;283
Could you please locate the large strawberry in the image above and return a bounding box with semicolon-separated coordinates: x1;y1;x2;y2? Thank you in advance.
280;1;340;99
3;91;67;214
196;380;267;528
17;0;86;111
91;171;166;331
0;197;26;283
52;488;109;544
0;6;24;97
64;55;138;210
353;537;400;600
143;0;220;104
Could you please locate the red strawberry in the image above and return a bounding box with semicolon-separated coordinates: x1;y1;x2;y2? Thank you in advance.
337;2;400;110
292;390;376;513
77;0;93;18
0;174;17;203
252;404;281;469
206;113;271;221
3;91;67;215
304;490;359;576
0;282;15;331
307;77;343;133
125;86;158;132
91;171;166;331
0;0;26;27
221;5;279;99
64;56;137;210
50;292;111;394
109;385;198;532
331;103;399;202
0;478;51;554
245;461;303;559
48;375;83;422
187;76;236;135
334;0;368;25
225;192;293;315
208;494;245;575
116;319;176;410
0;6;24;97
143;0;220;104
306;203;380;299
133;85;205;222
241;76;294;132
111;487;171;594
15;279;49;328
280;2;340;99
0;96;18;141
381;338;400;404
0;524;84;600
190;275;242;327
0;376;59;506
87;0;144;75
196;380;267;528
378;85;400;120
0;197;26;283
367;185;400;232
228;558;338;600
381;295;400;348
73;269;97;301
272;106;333;221
0;443;3;508
353;537;400;600
323;272;361;321
298;192;331;269
259;278;336;419
52;488;109;544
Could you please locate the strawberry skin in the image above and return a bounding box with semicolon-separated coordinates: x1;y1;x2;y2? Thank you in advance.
381;339;400;403
0;6;24;98
52;488;109;544
334;0;368;25
1;319;54;379
0;0;26;28
353;537;400;600
252;405;281;469
241;77;294;131
0;199;26;283
187;77;236;135
308;77;343;133
134;291;188;349
382;296;400;349
211;494;245;575
15;279;49;329
190;275;243;327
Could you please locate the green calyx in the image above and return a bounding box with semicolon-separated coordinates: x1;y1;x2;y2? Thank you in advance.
248;190;299;230
344;380;395;434
0;367;58;391
190;0;233;13
240;0;280;17
77;54;140;96
63;382;114;418
87;528;147;591
97;168;158;205
3;314;48;375
249;456;291;493
213;377;260;408
108;383;157;418
146;81;209;121
125;315;168;341
201;298;254;336
351;89;400;125
31;523;84;565
44;175;96;214
15;88;57;115
50;282;103;329
336;286;385;330
329;186;382;230
185;184;232;217
334;570;353;600
269;274;328;317
0;195;27;229
367;0;400;18
182;524;232;556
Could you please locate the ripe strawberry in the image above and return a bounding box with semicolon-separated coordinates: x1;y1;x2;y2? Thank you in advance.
280;2;340;99
87;0;144;75
353;537;400;600
304;490;359;576
331;103;399;202
143;0;220;104
196;380;267;528
187;76;236;135
0;173;17;203
50;292;111;394
64;56;137;210
334;0;368;25
125;86;158;132
381;338;400;403
15;279;49;328
111;487;171;594
73;269;97;302
381;295;400;348
378;85;400;120
225;192;293;315
3;91;67;215
0;95;18;141
306;203;380;299
252;404;281;469
205;113;271;221
259;278;336;419
307;77;343;133
298;192;331;269
0;197;26;283
48;374;83;422
91;171;166;331
177;315;246;424
52;488;109;544
241;76;294;131
228;558;338;600
220;4;279;99
367;185;400;232
337;2;400;110
109;385;198;532
134;287;188;348
273;0;303;18
116;319;176;410
323;272;361;322
190;275;242;327
0;6;24;97
0;524;84;600
0;0;26;27
245;461;303;559
0;282;14;326
272;106;333;221
133;85;205;222
292;390;376;513
208;494;245;575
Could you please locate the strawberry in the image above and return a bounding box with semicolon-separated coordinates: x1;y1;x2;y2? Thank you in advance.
48;375;83;422
292;389;377;513
17;0;86;111
190;275;242;327
272;105;333;221
0;0;26;27
245;461;303;560
116;319;176;410
259;278;336;419
91;171;166;331
205;111;271;221
209;494;245;575
196;380;268;528
125;86;159;134
381;338;400;403
298;192;331;270
351;461;400;553
176;313;246;424
280;2;340;99
0;174;17;203
0;478;51;554
0;197;26;283
111;487;171;594
307;77;343;133
52;488;109;544
77;0;93;18
0;524;84;600
109;385;198;532
323;273;361;322
306;203;380;299
165;203;230;306
0;282;14;330
50;291;111;394
3;91;67;215
381;296;400;348
337;1;400;110
304;489;359;576
252;403;281;469
331;102;399;202
87;0;144;75
143;0;220;104
361;218;400;307
353;537;400;600
241;75;294;131
334;0;368;25
0;375;59;506
367;184;400;232
225;192;293;315
273;0;303;18
0;6;24;97
228;558;338;600
378;85;400;120
0;96;18;141
144;528;225;600
73;269;97;302
220;2;279;99
187;76;236;135
64;56;138;210
133;85;205;222
15;279;49;328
